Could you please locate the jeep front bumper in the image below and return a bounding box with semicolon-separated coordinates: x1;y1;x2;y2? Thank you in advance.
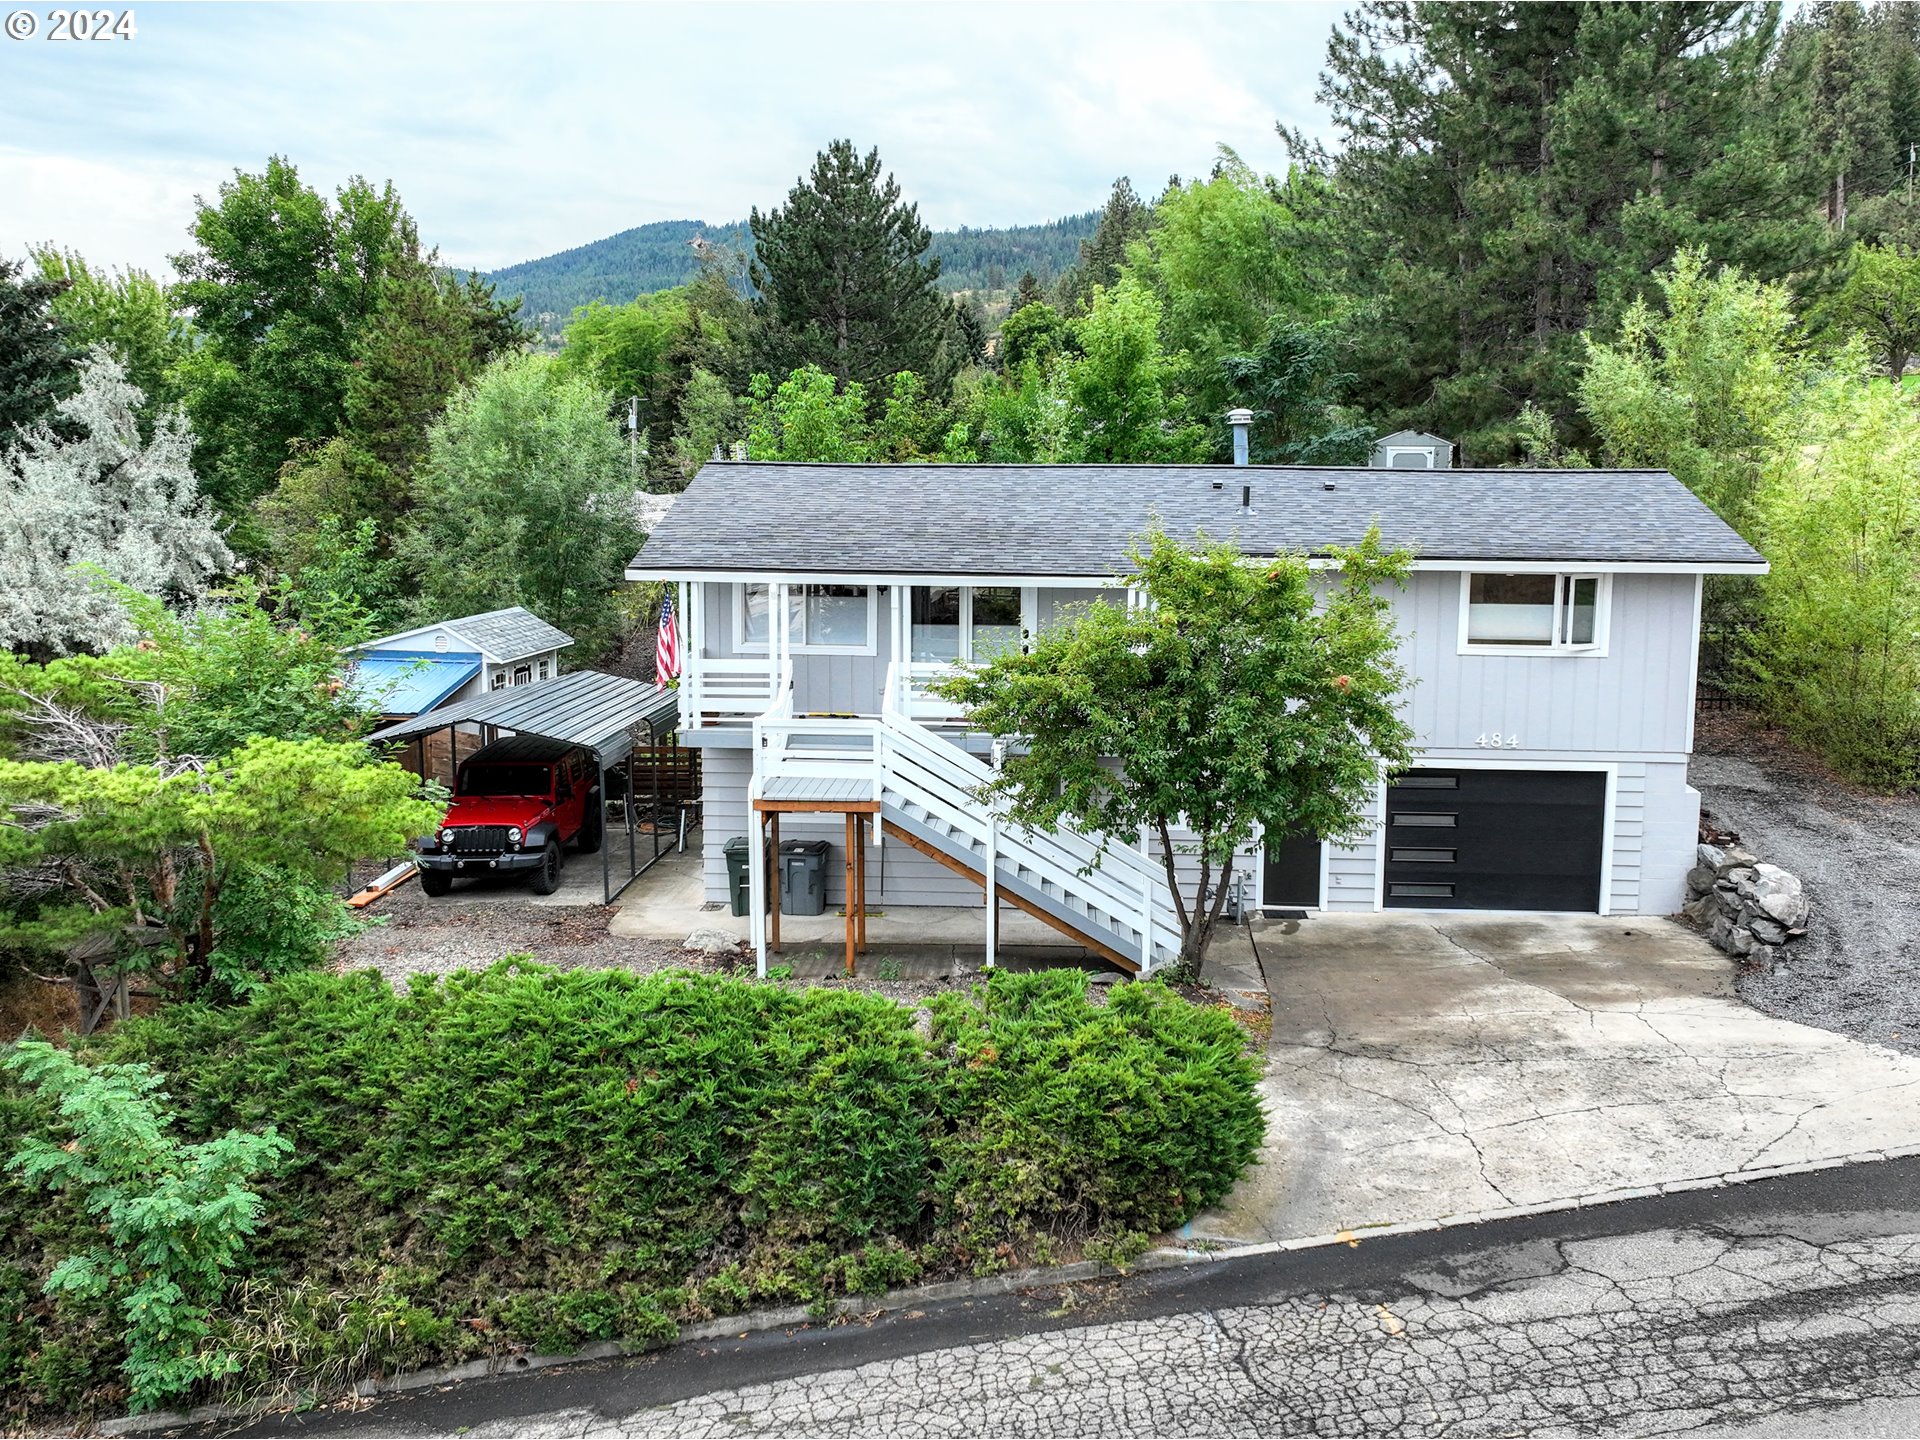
417;851;545;874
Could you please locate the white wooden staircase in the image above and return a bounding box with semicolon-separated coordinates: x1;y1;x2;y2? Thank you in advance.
747;667;1183;974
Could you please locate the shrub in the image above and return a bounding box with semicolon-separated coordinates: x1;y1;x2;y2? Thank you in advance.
0;963;1262;1418
2;1040;290;1412
927;970;1264;1254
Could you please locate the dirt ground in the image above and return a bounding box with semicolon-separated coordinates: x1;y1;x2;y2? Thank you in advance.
1690;709;1920;1056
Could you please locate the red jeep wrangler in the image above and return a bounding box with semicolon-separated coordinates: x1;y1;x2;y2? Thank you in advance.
416;736;601;896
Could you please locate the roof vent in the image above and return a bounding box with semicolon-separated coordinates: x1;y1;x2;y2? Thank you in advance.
1323;479;1337;491
1227;407;1254;467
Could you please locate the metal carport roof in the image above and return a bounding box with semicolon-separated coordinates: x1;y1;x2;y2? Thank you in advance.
364;669;678;766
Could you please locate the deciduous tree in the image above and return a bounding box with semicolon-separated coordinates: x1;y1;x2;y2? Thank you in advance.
938;529;1414;973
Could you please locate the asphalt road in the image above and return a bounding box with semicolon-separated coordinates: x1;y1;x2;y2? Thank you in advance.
193;1156;1920;1439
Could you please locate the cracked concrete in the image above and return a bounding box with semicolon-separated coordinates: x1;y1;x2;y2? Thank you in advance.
1188;913;1920;1245
433;1213;1920;1438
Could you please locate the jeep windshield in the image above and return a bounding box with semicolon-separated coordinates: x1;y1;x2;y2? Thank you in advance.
457;764;549;798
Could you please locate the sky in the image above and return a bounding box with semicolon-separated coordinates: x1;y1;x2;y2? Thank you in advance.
0;1;1342;278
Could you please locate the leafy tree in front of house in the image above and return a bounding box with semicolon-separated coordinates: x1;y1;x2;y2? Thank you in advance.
938;528;1415;974
750;139;961;399
398;353;641;659
0;253;81;441
0;349;231;658
4;1039;292;1411
1819;240;1920;377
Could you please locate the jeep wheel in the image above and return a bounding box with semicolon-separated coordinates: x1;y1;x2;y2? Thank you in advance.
530;839;563;895
573;803;603;855
419;868;453;897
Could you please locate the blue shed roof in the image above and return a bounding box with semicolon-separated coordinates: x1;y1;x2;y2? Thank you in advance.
348;650;481;716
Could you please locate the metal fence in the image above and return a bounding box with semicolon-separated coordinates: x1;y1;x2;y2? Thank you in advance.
1696;619;1759;713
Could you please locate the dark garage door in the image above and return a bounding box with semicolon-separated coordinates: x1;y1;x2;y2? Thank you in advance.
1384;769;1605;911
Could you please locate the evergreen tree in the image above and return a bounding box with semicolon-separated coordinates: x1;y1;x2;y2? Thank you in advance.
1058;177;1153;314
749;139;958;399
1310;2;1827;458
0;255;80;442
1014;270;1045;311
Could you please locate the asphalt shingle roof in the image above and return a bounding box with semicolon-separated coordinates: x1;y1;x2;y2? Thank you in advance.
442;607;574;662
628;463;1765;576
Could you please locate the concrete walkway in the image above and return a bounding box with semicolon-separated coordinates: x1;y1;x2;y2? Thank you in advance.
1189;912;1920;1246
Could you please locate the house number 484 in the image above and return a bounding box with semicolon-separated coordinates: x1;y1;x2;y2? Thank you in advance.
1475;732;1521;749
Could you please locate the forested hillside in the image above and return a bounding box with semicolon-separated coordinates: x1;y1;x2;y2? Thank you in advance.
489;211;1099;334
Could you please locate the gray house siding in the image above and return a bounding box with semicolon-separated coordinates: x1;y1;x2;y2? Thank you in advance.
693;570;1702;920
1390;572;1696;757
701;745;984;910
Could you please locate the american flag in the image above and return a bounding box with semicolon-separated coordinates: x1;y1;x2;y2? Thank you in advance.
655;593;680;690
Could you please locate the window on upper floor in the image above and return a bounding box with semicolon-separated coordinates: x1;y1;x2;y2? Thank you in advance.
513;663;532;685
736;583;875;653
1461;572;1607;654
910;585;1025;662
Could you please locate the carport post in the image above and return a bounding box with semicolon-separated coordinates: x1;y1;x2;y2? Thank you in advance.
750;807;767;975
599;754;610;905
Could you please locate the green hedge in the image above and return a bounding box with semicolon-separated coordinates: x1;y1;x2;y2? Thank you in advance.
0;963;1262;1418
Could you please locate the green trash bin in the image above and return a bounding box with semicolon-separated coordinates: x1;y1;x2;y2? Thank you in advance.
723;835;753;917
778;839;832;916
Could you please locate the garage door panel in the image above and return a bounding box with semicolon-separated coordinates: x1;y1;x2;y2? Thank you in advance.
1385;769;1604;912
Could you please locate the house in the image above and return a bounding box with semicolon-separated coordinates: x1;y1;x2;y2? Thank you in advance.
625;451;1763;975
1371;429;1455;469
349;606;574;783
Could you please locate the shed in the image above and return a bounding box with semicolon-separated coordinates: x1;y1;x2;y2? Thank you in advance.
365;669;697;903
1370;429;1455;470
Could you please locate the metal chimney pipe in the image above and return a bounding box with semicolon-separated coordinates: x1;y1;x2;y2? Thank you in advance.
1227;407;1254;467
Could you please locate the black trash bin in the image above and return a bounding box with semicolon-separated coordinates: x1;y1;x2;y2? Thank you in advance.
778;839;831;916
723;835;753;917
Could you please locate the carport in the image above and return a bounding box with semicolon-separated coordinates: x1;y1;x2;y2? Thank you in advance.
366;670;696;904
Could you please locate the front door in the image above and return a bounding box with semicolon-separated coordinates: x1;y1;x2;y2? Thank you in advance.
1262;830;1323;908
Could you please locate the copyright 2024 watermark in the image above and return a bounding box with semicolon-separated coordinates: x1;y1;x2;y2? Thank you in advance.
6;8;138;41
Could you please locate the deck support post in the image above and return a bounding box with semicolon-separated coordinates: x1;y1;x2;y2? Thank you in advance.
983;817;998;970
843;812;858;975
750;807;767;976
768;812;781;956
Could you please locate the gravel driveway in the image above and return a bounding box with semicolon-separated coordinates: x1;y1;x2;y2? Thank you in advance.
1690;714;1920;1056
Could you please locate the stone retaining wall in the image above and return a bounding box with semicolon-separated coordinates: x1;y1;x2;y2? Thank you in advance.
1682;841;1809;968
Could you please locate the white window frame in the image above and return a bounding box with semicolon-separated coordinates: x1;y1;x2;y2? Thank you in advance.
490;668;508;691
1384;446;1436;469
537;658;551;682
909;584;1029;663
732;582;878;656
1457;572;1611;657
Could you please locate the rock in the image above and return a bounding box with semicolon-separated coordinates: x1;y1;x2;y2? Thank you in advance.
1716;846;1760;876
1749;863;1809;928
1725;925;1757;958
1088;971;1122;986
1707;914;1736;951
1750;943;1781;969
1748;915;1789;947
1697;843;1728;872
1681;894;1717;926
1686;865;1716;897
683;926;743;954
1726;866;1757;893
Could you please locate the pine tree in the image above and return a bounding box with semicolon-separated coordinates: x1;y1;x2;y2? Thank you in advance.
0;255;81;441
1313;1;1828;458
1014;270;1045;311
749;140;958;398
1058;177;1152;313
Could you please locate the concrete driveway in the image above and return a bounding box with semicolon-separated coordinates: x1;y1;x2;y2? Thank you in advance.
1189;913;1920;1246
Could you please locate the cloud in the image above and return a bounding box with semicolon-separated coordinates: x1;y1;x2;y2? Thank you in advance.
0;1;1341;276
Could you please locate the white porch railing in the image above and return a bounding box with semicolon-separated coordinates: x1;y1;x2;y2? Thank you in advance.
684;657;781;726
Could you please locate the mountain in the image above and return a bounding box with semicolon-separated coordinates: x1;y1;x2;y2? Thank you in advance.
486;212;1102;334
